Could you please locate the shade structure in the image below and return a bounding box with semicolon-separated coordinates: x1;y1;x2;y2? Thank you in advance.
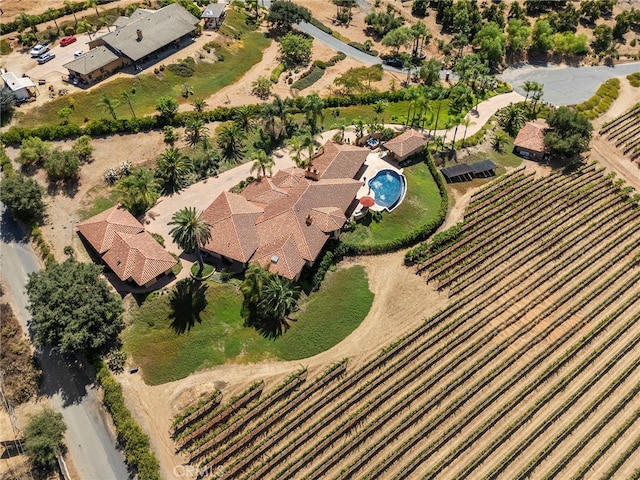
360;196;376;207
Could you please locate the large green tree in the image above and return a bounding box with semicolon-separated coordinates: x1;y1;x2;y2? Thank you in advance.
168;207;211;277
24;408;67;472
279;32;313;67
497;102;527;137
17;137;51;167
0;174;45;223
473;22;506;70
0;87;16;125
44;149;80;183
26;260;124;355
382;26;413;55
114;168;160;216
544;106;593;163
530;18;554;54
267;0;311;30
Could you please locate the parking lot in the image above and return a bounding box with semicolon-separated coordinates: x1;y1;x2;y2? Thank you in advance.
23;32;91;81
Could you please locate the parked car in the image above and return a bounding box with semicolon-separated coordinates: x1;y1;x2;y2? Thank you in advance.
383;57;404;68
60;36;77;46
30;44;49;57
73;51;84;58
37;52;56;64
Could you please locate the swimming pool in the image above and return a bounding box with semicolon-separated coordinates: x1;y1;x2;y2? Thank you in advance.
368;169;407;212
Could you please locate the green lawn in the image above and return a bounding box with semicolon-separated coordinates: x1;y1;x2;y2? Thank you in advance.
319;99;453;131
18;12;270;127
122;265;373;385
340;161;442;248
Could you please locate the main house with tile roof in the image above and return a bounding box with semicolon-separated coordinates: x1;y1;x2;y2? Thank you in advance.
513;121;549;161
63;3;199;84
77;205;176;288
201;141;369;280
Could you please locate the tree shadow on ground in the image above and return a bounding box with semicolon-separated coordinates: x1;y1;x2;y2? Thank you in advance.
251;316;294;340
169;279;208;334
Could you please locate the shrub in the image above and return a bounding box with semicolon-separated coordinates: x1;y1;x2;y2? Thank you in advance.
168;57;196;77
309;16;334;35
96;361;161;480
628;72;640;88
576;78;620;119
270;63;286;83
348;41;379;57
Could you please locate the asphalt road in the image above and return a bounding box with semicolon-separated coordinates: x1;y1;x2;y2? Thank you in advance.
0;201;130;480
499;61;640;106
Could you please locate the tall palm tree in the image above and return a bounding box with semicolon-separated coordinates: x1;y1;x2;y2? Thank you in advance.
114;168;160;217
240;263;267;326
121;91;136;118
43;8;60;34
155;147;192;195
217;123;246;164
353;117;366;141
373;100;388;123
271;95;292;135
287;136;305;167
410;21;430;58
404;86;420;126
250;150;275;178
260;103;278;137
303;94;325;134
64;0;79;25
460;117;471;147
98;94;119;120
522;80;536;103
429;86;447;136
85;0;100;18
76;19;94;40
185;118;209;148
300;132;321;164
414;91;431;130
168;207;212;277
492;131;509;152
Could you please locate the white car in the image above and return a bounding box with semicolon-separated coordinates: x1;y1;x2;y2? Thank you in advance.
30;44;49;57
73;51;84;58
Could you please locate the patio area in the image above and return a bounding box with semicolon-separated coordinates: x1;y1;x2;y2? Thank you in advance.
353;150;406;216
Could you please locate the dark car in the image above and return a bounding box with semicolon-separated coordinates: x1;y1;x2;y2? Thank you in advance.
37;52;56;64
60;36;77;46
383;57;404;68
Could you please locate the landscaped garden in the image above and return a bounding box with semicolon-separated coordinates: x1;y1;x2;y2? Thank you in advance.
123;265;373;385
341;159;444;253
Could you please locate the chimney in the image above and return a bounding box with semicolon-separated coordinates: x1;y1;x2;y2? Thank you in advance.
136;29;143;41
305;214;313;225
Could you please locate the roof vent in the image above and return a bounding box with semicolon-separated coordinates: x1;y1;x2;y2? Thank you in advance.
271;255;279;264
306;214;313;225
136;29;143;41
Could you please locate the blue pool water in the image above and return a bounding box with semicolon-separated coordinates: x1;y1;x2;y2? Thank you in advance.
368;169;407;211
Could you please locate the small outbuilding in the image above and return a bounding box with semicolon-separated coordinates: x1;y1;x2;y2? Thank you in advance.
202;3;226;29
382;128;428;162
513;121;548;160
1;72;36;101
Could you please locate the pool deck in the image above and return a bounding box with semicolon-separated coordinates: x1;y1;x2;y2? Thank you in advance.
354;149;405;216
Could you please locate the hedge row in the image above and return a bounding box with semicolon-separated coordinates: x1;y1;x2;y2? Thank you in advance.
0;0;119;35
342;152;448;255
271;63;286;84
348;41;379;57
96;361;161;480
291;64;326;91
1;91;409;145
576;78;620;120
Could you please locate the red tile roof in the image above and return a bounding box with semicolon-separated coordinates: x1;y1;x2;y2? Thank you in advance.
514;121;547;153
307;141;369;179
77;205;176;286
202;141;367;279
383;128;427;159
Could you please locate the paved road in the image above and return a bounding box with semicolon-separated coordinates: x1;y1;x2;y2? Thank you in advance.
0;201;130;480
499;61;640;106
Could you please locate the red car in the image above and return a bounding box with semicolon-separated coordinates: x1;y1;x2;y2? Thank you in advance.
60;36;77;46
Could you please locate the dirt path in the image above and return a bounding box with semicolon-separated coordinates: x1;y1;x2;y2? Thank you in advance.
120;249;450;479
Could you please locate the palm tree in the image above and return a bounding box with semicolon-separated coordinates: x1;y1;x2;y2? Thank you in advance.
121;91;136;118
114;168;160;216
76;19;94;40
240;263;267;326
430;86;447;136
155;147;192;195
414;91;431;131
287;136;305;167
98;94;119;120
404;86;420;126
522;80;536;103
258;274;301;331
64;0;79;25
497;103;527;137
373;100;388;123
492;131;509;152
410;21;430;59
260;103;278;137
250;150;275;178
43;8;60;34
271;95;292;135
192;97;207;114
185;118;209;148
85;0;100;17
217;123;246;164
303;94;325;134
233;106;255;134
460;117;471;147
301;132;321;163
168;207;212;278
332;118;349;142
353;117;366;141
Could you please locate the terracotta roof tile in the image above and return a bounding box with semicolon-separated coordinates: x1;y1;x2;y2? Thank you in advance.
241;177;289;205
103;231;176;285
308;141;369;179
311;207;347;232
253;234;306;280
383;128;427;158
514;121;547;153
77;204;143;254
